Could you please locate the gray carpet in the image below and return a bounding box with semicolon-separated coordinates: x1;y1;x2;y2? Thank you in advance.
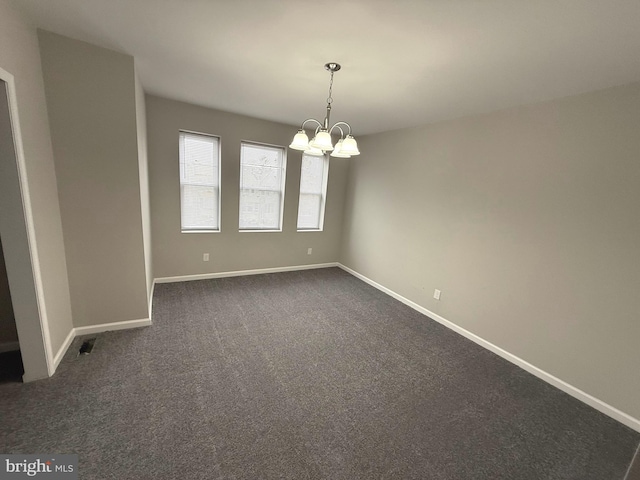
1;267;638;479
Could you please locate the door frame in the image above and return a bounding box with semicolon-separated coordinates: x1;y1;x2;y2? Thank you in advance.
0;65;53;380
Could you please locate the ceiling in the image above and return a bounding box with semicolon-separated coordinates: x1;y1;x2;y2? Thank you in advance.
11;0;640;135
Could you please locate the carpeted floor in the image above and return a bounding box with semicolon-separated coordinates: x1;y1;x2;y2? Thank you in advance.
1;267;638;479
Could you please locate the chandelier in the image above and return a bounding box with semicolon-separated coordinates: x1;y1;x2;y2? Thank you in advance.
289;63;360;158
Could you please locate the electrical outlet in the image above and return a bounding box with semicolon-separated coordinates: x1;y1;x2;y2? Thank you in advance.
203;253;210;261
433;289;441;300
307;248;312;255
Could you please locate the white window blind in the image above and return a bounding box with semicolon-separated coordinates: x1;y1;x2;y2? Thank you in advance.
179;131;220;231
297;153;329;230
239;142;286;231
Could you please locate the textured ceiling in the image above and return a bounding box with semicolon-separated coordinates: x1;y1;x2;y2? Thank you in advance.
11;0;640;135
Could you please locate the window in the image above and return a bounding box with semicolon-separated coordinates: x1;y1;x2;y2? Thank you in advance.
297;153;329;231
239;142;286;231
179;131;220;232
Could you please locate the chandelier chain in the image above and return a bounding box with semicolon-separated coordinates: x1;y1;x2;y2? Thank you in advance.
326;70;334;105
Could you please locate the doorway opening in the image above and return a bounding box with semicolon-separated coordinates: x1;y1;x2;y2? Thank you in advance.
0;235;23;382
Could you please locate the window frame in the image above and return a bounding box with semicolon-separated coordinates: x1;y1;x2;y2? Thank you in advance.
296;153;330;232
238;140;287;232
178;130;222;233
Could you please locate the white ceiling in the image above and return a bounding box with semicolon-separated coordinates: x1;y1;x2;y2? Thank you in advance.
11;0;640;135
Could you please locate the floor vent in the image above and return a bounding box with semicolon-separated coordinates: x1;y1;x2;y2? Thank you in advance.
78;338;96;355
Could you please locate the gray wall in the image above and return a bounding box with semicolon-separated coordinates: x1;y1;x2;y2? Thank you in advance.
0;238;18;346
0;0;73;378
39;30;149;327
341;81;640;420
147;95;348;278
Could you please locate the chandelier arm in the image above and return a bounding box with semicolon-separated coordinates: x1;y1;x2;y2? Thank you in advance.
329;121;352;137
330;125;345;138
300;118;323;130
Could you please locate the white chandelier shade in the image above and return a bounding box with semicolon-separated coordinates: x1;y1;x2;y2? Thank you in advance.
330;139;350;158
338;135;360;156
309;131;334;151
289;63;359;158
304;146;325;157
289;130;309;150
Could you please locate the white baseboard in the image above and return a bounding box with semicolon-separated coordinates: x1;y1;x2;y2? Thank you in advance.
148;281;156;321
74;318;152;336
0;340;20;353
154;262;339;284
42;318;152;379
337;263;640;433
51;328;75;372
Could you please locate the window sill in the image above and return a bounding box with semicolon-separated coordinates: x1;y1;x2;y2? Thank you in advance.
181;230;220;234
239;229;282;233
